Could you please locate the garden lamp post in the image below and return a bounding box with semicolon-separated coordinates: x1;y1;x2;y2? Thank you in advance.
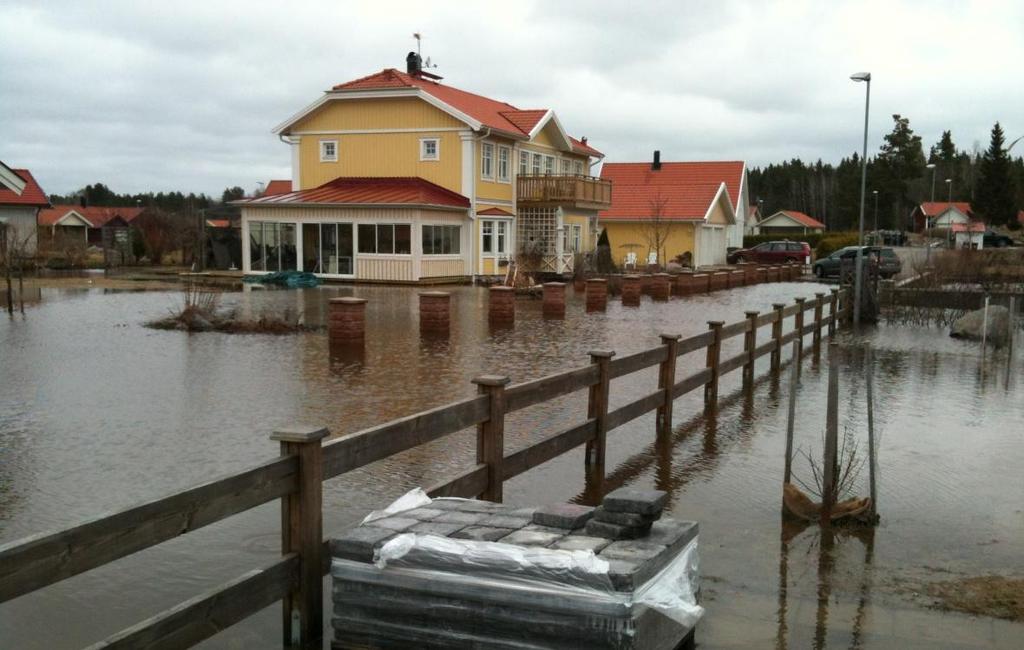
851;71;871;325
926;163;936;263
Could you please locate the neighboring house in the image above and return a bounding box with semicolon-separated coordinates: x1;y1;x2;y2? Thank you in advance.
263;179;292;196
745;204;761;235
910;202;972;232
754;210;825;234
37;205;144;247
236;52;609;282
597;155;745;267
0;162;49;255
951;222;985;249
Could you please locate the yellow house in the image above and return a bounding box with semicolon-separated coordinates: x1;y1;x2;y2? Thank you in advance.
599;156;747;268
238;52;609;282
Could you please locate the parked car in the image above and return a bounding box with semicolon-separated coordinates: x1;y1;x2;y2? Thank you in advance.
812;246;902;279
983;230;1014;248
728;240;811;265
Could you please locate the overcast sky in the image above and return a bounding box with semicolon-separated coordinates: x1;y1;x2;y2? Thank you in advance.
2;0;1021;197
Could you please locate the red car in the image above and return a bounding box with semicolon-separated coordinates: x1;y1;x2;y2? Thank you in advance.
728;240;811;265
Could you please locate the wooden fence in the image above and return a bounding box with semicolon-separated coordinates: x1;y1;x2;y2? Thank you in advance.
0;287;848;649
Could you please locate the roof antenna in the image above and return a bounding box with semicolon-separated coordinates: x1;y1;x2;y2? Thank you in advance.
410;32;442;80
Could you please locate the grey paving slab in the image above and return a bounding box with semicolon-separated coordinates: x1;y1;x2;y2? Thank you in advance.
522;523;569;535
498;529;565;547
453;499;507;513
598;540;666;563
592;506;658;527
450;526;517;542
584;519;652;540
403;507;446;521
508;507;537;518
329;526;397;563
370;517;419;532
432;511;487;525
646;518;698;549
532;503;595;529
549;535;612;553
605;558;643;592
601;488;668;515
478;514;532;529
408;521;467;536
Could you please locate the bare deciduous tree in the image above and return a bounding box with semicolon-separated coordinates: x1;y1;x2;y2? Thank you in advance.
637;193;677;267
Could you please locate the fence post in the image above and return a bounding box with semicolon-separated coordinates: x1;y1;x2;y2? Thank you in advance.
813;292;825;354
771;303;785;374
473;375;510;502
821;343;840;526
743;311;759;387
794;298;807;359
705;321;724;409
828;288;839;337
585;351;615;470
270;425;329;649
657;334;680;438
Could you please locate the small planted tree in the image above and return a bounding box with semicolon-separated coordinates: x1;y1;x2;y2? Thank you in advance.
637;193;675;266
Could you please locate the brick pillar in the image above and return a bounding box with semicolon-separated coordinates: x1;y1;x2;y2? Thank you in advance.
328;297;367;345
542;282;566;318
757;267;768;283
730;269;745;288
585;278;608;312
744;264;757;285
488;286;515;323
621;274;641;306
692;273;709;293
419;291;450;334
650;273;671;301
640;274;654;295
673;272;690;297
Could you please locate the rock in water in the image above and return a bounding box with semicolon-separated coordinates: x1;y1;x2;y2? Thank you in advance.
950;305;1010;347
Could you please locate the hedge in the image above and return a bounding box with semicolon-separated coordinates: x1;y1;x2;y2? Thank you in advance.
741;232;859;259
815;233;860;258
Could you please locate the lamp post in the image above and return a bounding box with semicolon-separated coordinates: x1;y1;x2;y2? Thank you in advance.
926;163;936;263
850;71;871;325
872;190;879;236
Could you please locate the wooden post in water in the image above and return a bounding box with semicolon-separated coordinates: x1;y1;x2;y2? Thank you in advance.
866;346;878;520
813;293;825;354
771;303;785;374
743;311;759;387
980;295;990;354
783;340;800;485
270;425;328;649
704;321;724;409
473;375;510;502
1008;296;1017;359
828;288;839;337
585;351;614;470
794;298;807;371
657;334;680;438
821;343;840;526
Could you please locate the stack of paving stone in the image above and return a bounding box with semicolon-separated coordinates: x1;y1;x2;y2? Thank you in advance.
330;492;698;649
585;488;669;540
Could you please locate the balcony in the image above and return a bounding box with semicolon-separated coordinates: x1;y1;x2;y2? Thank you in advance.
516;174;612;211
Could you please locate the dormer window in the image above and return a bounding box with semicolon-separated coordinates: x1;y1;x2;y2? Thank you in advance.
319;140;338;162
420;138;439;161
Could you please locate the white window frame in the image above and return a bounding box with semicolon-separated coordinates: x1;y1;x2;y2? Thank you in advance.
497;146;511;183
319;139;338;162
532;153;542;175
481;142;495;180
419;137;440;161
519;150;529;176
574;160;584;175
560;159;571;175
544;155;555;175
480;219;511;257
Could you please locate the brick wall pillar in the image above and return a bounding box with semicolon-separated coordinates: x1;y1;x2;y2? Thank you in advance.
542;282;566;318
328;297;367;345
651;273;671;301
585;278;608;312
488;286;515;323
419;291;451;333
621;275;642;306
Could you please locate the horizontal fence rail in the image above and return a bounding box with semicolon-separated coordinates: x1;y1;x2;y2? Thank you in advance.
0;286;848;649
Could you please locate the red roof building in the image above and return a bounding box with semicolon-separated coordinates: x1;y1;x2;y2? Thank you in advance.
910;202;973;232
239;177;470;209
755;210;826;233
263;180;292;196
37;205;144;247
1;162;50;254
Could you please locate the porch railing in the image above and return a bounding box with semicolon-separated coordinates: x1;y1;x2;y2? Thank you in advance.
517;174;612;209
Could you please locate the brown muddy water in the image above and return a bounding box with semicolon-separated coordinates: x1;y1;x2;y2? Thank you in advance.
1;283;1022;649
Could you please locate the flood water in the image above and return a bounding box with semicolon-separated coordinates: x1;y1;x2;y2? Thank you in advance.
1;282;1022;648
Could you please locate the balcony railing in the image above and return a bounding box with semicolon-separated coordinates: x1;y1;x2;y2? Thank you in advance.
517;174;612;210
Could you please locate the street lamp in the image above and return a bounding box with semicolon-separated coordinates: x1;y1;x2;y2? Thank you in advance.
926;163;936;263
850;71;871;325
872;190;879;235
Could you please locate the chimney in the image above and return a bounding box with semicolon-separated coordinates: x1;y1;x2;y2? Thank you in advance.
581;136;588;146
652;150;661;171
406;51;422;76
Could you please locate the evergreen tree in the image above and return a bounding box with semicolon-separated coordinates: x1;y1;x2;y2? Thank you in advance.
221;186;246;204
875;114;926;226
974;122;1017;226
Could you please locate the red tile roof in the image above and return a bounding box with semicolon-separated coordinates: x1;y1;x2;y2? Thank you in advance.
477;207;514;217
0;168;49;207
38;205;143;227
599;162;744;220
950;221;985;233
264;180;291;196
919;201;972;217
774;210;825;229
238;177;470;209
205;219;231;228
327;69;602;156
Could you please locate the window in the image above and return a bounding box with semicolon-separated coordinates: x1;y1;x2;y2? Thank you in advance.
481;220;509;255
562;224;583;253
497;146;511;182
481;143;494;179
357;223;411;254
422;224;461;255
560;159;571;175
248;222;297;272
544;156;555;175
574;160;584;175
532;153;542;174
519;150;529;175
420;138;439;161
319;140;338;162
